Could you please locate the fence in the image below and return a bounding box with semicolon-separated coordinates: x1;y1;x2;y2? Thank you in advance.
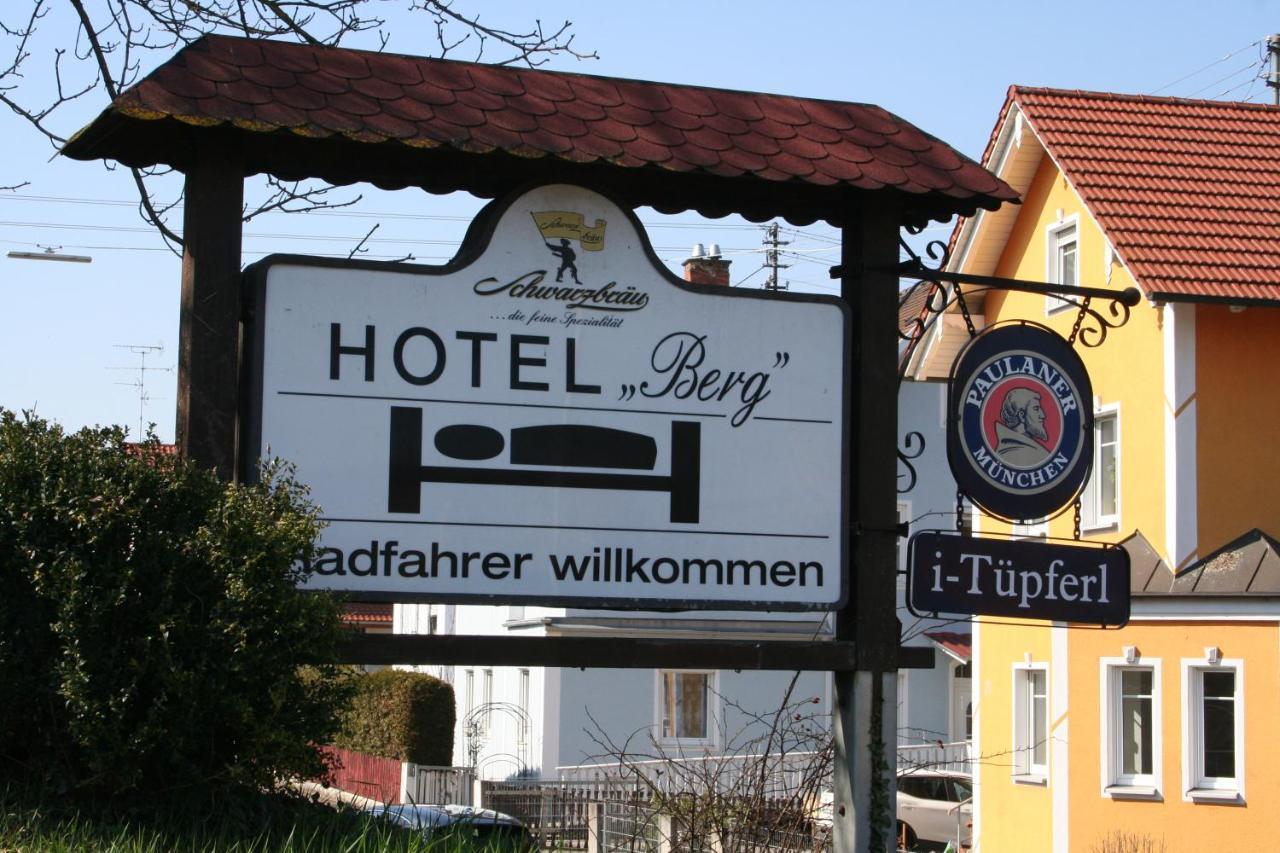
320;746;402;805
895;741;971;774
558;751;828;799
404;764;475;806
484;780;648;851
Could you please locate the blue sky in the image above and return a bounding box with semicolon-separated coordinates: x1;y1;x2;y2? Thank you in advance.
2;0;1277;441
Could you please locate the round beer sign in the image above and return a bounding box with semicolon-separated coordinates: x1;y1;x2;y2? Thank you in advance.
946;323;1093;522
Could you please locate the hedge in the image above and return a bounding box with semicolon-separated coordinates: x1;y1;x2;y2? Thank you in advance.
336;669;456;766
0;411;352;807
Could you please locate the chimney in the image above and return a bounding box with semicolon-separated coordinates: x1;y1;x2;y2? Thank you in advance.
682;243;732;286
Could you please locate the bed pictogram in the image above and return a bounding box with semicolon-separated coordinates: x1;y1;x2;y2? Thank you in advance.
387;406;701;523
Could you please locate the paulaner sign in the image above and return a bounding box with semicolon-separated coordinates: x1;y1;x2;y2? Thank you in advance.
244;184;849;609
907;530;1129;626
948;323;1093;522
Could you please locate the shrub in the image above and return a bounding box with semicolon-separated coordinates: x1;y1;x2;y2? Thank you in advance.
336;669;456;765
0;411;352;807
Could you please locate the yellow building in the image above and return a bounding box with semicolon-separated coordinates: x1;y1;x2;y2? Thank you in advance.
907;88;1280;851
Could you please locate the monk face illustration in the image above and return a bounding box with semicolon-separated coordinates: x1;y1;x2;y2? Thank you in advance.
1000;387;1048;442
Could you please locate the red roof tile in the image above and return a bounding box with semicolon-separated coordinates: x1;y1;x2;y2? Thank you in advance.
64;34;1013;225
1011;86;1280;303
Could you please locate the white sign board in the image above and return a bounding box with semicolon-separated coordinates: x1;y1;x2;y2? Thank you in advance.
245;184;848;610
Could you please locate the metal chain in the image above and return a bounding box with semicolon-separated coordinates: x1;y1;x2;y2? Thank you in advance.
1067;295;1092;345
956;490;966;533
954;282;978;338
1073;498;1082;540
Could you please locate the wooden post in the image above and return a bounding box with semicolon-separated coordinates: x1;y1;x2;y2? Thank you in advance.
177;142;244;480
832;198;902;852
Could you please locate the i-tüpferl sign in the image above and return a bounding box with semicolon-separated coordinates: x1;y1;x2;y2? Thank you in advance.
243;184;849;610
907;530;1129;626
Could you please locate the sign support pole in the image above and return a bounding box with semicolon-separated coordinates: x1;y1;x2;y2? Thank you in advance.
177;141;244;481
834;199;902;852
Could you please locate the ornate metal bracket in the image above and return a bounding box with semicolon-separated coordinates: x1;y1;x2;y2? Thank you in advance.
893;260;1141;350
849;231;1142;496
897;430;925;495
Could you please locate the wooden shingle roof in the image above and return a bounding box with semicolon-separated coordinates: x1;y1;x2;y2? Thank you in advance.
63;35;1015;227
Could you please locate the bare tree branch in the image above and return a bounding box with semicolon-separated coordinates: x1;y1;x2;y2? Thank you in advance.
0;1;593;244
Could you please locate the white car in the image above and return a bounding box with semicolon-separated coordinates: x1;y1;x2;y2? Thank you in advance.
366;803;536;850
896;770;972;850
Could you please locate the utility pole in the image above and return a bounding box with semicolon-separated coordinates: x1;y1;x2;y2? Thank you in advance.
761;223;790;291
109;343;172;440
1268;34;1280;105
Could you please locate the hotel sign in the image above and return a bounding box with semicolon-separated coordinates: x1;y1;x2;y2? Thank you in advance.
243;184;849;610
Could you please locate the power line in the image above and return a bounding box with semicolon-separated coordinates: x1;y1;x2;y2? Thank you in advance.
1187;59;1266;99
1151;39;1263;95
0;192;775;232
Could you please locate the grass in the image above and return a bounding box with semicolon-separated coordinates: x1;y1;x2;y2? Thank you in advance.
0;788;517;853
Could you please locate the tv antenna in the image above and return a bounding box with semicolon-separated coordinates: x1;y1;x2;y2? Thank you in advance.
108;344;173;439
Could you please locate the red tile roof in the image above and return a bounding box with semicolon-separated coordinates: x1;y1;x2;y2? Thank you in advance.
1008;86;1280;303
63;35;1014;225
342;602;394;626
923;630;971;661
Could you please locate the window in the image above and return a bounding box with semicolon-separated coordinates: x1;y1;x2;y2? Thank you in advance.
1046;220;1079;314
464;669;475;721
1013;664;1048;781
658;671;716;744
1182;656;1244;801
482;669;494;733
1082;409;1120;530
1101;658;1161;797
517;669;530;747
1012;518;1048;539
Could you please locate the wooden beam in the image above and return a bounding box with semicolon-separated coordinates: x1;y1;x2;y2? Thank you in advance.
831;197;904;853
337;634;936;671
177;144;244;480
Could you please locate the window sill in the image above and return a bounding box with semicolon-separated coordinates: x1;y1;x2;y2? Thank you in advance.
655;738;717;752
1012;773;1047;786
1186;788;1243;804
1081;519;1119;534
1104;784;1160;800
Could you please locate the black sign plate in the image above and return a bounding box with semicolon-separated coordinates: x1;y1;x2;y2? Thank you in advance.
907;530;1129;626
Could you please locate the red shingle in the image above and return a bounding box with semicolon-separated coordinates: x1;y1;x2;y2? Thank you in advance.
184;50;242;83
1009;86;1280;302
296;70;349;95
241;62;298;89
77;35;1012;210
651;108;703;132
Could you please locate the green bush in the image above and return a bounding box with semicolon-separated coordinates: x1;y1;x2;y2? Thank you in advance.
336;669;456;766
0;410;352;806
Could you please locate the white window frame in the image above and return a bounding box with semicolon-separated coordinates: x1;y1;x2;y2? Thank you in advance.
1181;655;1245;802
1012;661;1049;783
1081;403;1121;531
1099;656;1162;799
655;669;719;749
1045;217;1080;315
